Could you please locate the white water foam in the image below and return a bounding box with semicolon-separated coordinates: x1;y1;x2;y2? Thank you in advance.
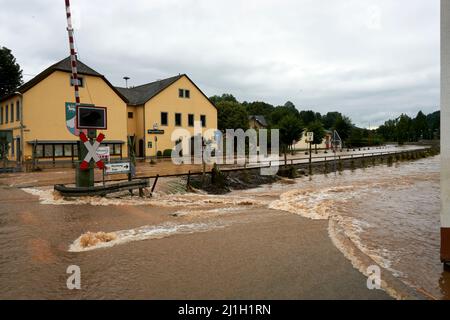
69;222;229;252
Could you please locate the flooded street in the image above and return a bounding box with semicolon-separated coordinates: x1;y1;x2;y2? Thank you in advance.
0;154;443;299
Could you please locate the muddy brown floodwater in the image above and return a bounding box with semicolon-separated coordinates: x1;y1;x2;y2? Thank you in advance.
0;154;445;299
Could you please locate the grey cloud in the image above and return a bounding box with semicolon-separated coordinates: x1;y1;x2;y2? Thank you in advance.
0;0;440;127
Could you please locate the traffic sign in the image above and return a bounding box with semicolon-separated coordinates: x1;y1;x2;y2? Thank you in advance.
105;162;131;175
79;132;105;170
76;106;107;130
306;132;314;143
96;146;110;161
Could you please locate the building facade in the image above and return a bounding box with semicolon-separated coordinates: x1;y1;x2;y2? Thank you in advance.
0;57;218;164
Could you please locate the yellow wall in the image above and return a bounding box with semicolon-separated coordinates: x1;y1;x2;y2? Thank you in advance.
0;70;128;161
143;76;217;157
0;96;22;160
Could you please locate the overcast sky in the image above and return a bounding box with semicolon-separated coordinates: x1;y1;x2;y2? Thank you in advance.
0;0;440;127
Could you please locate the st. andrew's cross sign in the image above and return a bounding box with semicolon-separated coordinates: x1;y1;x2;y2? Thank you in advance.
79;132;105;170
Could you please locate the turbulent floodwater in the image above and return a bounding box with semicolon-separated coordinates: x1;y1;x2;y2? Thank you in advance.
7;155;445;299
242;155;444;299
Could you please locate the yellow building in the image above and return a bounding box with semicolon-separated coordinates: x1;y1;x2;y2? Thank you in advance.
117;74;218;158
0;56;218;165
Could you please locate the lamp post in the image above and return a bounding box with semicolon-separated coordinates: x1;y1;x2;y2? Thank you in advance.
123;76;130;88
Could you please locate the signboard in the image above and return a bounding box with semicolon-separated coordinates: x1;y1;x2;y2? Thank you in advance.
76;106;107;130
96;146;110;161
79;132;105;170
105;162;131;175
147;129;165;134
306;132;314;143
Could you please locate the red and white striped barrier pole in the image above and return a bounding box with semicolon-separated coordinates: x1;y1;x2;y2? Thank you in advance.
65;0;81;136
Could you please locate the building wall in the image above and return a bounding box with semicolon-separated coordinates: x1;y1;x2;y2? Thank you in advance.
293;131;331;150
0;96;22;160
143;76;218;157
442;0;450;229
0;70;128;161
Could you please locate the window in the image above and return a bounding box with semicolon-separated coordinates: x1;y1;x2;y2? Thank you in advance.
128;112;134;119
161;112;168;126
70;76;84;87
54;144;63;157
10;103;14;123
188;114;194;127
0;106;3;124
178;89;190;98
175;113;182;126
64;145;72;157
5;105;8;123
35;145;43;158
16;101;20;121
44;145;53;158
200;115;206;127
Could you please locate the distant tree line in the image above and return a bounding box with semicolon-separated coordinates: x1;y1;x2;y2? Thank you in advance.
210;93;440;151
376;111;440;144
210;94;355;152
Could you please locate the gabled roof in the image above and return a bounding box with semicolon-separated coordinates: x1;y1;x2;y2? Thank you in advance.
116;75;183;105
249;115;268;127
116;74;217;109
0;57;128;103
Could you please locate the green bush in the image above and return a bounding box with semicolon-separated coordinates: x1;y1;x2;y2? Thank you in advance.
163;149;172;157
156;151;162;157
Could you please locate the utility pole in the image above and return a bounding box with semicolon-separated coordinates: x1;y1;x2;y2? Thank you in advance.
64;0;94;187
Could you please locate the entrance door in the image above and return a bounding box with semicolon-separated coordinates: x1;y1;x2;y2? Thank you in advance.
139;139;144;158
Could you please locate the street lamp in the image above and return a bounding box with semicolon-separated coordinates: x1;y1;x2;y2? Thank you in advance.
123;76;130;88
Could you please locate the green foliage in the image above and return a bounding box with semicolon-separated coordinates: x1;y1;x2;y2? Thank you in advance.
209;93;238;104
322;112;342;129
243;101;274;121
307;120;325;146
377;110;440;143
163;149;172;157
333;115;353;143
216;101;249;131
0;47;23;97
156;150;162;157
277;115;304;149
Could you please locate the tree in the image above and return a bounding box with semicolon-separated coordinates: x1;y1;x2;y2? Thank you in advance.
307;120;325;153
396;114;412;144
269;105;300;125
216;101;249;131
209;93;238;105
277;115;304;153
299;110;318;126
413;111;428;140
322;112;342;130
0;47;23;97
333;115;353;144
243;101;274;121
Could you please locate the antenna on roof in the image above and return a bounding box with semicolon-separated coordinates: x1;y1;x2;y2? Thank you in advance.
123;76;130;88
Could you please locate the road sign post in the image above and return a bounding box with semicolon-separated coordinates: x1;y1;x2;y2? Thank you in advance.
306;132;314;176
